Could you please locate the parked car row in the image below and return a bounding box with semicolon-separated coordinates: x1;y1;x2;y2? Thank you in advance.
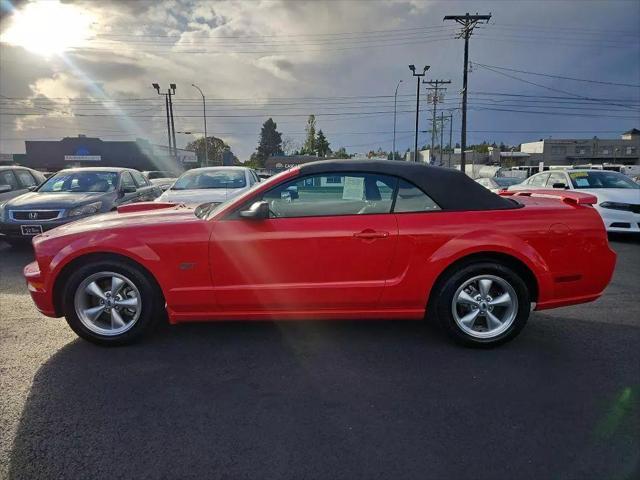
474;169;639;233
0;166;259;245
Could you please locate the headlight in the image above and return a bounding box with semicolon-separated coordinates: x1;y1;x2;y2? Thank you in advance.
599;201;631;211
68;201;102;217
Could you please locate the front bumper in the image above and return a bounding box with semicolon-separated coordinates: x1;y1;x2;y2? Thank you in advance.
596;206;640;233
24;261;59;317
0;216;81;239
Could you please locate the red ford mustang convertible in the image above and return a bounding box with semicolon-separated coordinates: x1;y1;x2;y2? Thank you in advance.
24;160;616;347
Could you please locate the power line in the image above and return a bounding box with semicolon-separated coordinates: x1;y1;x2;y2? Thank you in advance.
473;63;640;88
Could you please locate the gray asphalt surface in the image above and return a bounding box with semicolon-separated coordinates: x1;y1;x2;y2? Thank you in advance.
0;237;638;480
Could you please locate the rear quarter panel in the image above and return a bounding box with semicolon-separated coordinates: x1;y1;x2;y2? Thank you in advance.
383;198;614;311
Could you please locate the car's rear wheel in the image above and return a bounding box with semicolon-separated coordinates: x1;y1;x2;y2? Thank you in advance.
433;262;530;347
62;260;161;345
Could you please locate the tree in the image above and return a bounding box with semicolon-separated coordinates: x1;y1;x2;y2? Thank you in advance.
302;115;317;155
316;129;331;157
333;147;350;159
255;118;283;167
282;136;299;156
185;136;236;166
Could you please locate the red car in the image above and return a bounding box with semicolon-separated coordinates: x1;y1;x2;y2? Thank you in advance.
24;160;616;347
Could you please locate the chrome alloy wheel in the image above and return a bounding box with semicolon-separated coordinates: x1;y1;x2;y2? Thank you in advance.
74;271;141;336
451;274;518;339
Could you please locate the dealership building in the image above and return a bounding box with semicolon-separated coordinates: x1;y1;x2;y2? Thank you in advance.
17;135;197;173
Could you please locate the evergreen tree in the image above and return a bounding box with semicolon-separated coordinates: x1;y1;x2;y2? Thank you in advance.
255;118;283;167
185;136;236;166
316;129;331;157
302;115;317;155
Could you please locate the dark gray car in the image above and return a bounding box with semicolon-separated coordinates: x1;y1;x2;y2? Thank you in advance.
0;167;161;245
0;166;47;203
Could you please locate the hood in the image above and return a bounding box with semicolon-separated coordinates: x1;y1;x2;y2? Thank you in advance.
158;187;247;205
43;203;199;239
6;191;112;209
576;188;640;204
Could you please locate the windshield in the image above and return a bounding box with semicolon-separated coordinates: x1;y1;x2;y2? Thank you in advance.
568;171;639;189
494;177;522;187
39;171;118;193
172;169;246;190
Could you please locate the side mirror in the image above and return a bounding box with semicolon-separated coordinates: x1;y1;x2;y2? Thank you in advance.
286;185;299;200
0;184;11;193
28;185;38;192
239;201;269;220
121;185;137;194
552;182;568;189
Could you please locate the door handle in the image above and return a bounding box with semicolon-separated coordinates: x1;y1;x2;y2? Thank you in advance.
353;229;389;240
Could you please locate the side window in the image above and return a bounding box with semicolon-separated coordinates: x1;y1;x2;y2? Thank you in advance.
130;171;148;187
393;179;441;213
546;172;567;187
0;170;19;191
261;172;397;218
529;173;549;187
120;172;136;190
247;171;256;186
15;169;38;188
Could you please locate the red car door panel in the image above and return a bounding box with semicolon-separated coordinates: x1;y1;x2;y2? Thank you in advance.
209;214;398;312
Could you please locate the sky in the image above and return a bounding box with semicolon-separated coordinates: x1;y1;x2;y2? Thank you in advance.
0;0;639;160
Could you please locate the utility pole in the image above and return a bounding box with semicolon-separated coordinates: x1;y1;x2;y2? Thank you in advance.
423;79;451;164
448;112;454;168
152;83;178;161
444;12;491;173
192;84;209;167
440;111;445;166
392;80;402;161
408;64;430;162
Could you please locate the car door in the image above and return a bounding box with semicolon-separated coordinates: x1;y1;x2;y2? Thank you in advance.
209;172;399;312
0;170;24;202
130;170;160;201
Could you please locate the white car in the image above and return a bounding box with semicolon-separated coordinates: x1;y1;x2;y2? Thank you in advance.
508;169;640;233
157;167;259;206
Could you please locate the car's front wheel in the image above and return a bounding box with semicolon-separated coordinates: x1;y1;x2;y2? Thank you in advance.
62;259;162;345
433;262;531;347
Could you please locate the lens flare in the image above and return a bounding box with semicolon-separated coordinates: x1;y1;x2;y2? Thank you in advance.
1;0;93;56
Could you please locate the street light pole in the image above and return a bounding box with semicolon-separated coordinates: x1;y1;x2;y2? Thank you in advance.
192;83;208;167
152;83;178;161
392;80;402;160
409;64;430;162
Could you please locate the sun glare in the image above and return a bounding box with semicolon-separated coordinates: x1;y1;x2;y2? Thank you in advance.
1;0;93;56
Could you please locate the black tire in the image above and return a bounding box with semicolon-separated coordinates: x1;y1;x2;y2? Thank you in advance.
432;262;531;348
62;258;163;346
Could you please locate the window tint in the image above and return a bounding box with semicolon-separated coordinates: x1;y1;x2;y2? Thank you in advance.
0;170;19;191
546;172;567;187
130;171;148;187
568;171;639;189
529;173;549;187
15;169;37;188
262;173;397;218
120;172;136;190
393;179;440;213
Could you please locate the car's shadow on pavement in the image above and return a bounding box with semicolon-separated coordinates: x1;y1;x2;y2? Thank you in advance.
8;316;640;480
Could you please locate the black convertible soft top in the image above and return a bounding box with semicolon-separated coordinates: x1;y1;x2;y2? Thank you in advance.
299;159;517;211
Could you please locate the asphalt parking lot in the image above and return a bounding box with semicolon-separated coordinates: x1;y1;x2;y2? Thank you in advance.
0;237;638;480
